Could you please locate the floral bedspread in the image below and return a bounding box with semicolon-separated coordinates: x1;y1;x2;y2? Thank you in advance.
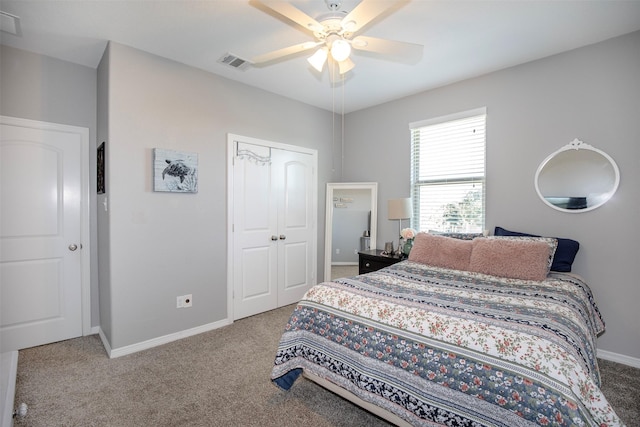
271;261;624;426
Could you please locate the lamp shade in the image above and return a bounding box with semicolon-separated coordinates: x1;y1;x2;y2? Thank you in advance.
338;57;355;74
330;39;351;62
388;198;412;220
307;48;328;72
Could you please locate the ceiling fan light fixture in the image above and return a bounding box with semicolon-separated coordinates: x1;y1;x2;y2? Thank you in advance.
249;0;424;82
330;39;351;62
338;57;355;74
307;47;328;72
342;20;357;32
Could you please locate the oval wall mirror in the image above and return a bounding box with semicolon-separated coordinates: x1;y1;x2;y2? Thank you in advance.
535;139;620;213
324;182;377;282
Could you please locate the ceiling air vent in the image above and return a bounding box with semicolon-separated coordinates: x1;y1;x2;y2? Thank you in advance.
218;53;251;71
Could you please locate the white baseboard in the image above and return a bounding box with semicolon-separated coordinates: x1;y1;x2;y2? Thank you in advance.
92;324;639;368
97;329;113;357
98;318;232;359
597;348;640;369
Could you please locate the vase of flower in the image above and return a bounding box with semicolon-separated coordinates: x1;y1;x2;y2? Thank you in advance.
400;228;417;256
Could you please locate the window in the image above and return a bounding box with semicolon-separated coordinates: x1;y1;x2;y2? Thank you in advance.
410;108;486;233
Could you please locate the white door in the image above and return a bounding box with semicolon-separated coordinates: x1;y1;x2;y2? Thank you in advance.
275;150;316;307
232;141;278;319
230;137;316;320
0;117;87;351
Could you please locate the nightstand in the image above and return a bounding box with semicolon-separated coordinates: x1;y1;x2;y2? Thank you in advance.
358;249;403;274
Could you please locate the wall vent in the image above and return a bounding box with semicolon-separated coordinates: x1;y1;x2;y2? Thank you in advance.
0;11;22;36
218;53;251;71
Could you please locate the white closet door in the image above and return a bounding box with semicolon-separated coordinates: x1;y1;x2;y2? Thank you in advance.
231;137;316;320
232;142;278;319
275;149;316;306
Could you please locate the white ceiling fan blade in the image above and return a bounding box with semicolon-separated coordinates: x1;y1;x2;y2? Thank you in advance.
251;41;322;64
351;35;423;63
341;0;409;34
251;0;325;34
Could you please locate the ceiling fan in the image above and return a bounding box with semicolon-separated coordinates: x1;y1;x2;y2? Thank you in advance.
249;0;423;78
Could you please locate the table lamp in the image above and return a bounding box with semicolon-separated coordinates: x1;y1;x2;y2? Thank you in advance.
388;198;412;256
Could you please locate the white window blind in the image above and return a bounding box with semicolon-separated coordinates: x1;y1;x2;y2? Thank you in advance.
410;109;486;233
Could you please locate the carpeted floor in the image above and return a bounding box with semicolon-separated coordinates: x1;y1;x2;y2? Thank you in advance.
331;265;359;281
598;358;640;426
12;305;640;426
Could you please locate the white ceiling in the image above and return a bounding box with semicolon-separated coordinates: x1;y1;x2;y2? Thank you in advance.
1;0;640;113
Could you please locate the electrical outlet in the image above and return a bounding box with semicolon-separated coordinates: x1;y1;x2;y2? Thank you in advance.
176;294;193;308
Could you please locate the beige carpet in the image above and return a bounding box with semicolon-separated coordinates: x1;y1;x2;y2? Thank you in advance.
330;265;358;281
13;305;389;427
12;305;640;427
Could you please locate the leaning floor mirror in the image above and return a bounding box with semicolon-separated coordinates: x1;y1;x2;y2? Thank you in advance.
324;182;378;282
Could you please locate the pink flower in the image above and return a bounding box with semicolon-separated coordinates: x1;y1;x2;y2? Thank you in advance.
400;228;416;239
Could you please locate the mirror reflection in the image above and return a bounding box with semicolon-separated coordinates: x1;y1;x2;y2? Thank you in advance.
324;183;377;281
535;139;620;213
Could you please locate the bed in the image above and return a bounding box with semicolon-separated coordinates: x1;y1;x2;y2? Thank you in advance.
271;232;624;426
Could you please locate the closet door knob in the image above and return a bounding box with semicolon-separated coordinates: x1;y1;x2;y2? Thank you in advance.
271;235;278;241
279;235;286;240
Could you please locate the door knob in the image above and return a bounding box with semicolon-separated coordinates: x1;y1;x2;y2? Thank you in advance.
69;244;78;251
279;235;286;240
271;235;278;241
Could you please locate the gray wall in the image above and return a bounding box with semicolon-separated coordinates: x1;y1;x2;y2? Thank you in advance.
96;45;112;342
344;31;640;360
0;45;100;327
99;42;338;349
3;30;638;362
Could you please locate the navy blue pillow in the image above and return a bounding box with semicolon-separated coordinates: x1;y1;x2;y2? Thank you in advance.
494;226;579;272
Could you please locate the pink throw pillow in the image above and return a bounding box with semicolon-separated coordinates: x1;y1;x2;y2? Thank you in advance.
469;237;551;281
408;233;472;271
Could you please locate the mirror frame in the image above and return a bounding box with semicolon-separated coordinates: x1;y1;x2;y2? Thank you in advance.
534;139;620;213
324;182;378;282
